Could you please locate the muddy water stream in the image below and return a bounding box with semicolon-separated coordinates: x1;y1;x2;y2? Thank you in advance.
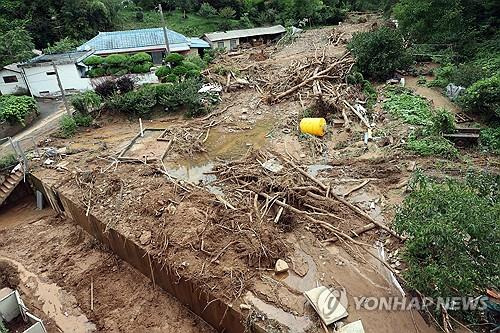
0;256;96;333
164;119;274;186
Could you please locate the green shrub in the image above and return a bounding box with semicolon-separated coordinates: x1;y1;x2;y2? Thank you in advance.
131;62;152;73
427;108;455;135
383;87;432;125
348;27;412;80
104;54;129;65
165;53;185;66
185;54;207;70
73;113;93;127
155;66;171;78
406;135;458;158
83;55;104;66
88;68;106;78
181;61;201;71
186;69;201;78
459;75;500;119
0;154;17;170
480;127;500;154
70;91;102;114
105;85;157;116
394;171;500;323
157;78;204;116
129;52;152;64
59;115;77;137
172;65;189;76
164;74;179;83
0;95;38;125
429;63;488;88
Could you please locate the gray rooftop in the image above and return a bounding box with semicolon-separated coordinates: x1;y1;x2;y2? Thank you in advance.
21;51;91;67
203;25;286;42
77;28;209;53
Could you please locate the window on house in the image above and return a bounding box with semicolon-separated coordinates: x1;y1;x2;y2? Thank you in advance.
46;71;56;76
230;39;237;50
3;76;18;83
217;41;225;49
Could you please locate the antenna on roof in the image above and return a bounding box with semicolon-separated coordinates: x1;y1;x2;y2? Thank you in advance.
158;4;171;55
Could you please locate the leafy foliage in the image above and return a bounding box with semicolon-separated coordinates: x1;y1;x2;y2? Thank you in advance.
459;75;500;119
93;79;118;97
0;154;17;170
406;135;458;158
43;37;82;54
105;85;157;116
394;171;500;322
116;76;135;93
84;55;105;66
427;108;456;135
479;127;500;154
155;66;172;79
0;28;35;67
0;95;38;126
129;52;152;64
383;87;432;125
70;91;102;114
198;3;218;16
73;113;93;127
219;6;236;19
59;115;77;138
165;53;185;66
348;27;412;80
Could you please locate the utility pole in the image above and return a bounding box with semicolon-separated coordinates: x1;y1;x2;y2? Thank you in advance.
52;62;71;116
158;4;171;55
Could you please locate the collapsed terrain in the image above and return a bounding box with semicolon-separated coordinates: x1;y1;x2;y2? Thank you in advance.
1;14;498;333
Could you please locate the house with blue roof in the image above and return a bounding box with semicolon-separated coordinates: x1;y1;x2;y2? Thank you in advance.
77;28;210;64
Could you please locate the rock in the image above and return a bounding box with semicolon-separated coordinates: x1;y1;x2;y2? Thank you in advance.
275;259;289;273
139;231;152;245
240;304;251;310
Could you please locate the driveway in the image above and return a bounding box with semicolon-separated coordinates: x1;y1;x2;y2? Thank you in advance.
1;98;68;154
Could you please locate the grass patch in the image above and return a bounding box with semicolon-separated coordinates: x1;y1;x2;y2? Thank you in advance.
406;135;458;158
0;153;17;170
383;87;432;125
117;9;238;36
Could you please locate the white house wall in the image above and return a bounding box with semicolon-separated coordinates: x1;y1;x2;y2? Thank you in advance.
0;69;28;95
23;64;92;97
210;39;240;50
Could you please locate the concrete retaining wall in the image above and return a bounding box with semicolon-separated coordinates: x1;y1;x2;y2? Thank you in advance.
29;174;245;333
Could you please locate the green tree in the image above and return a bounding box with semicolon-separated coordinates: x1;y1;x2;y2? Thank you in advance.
43;37;82;54
348;27;412;80
0;28;35;67
219;6;236;19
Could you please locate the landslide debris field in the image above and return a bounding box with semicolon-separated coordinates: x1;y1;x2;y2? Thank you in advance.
2;16;498;333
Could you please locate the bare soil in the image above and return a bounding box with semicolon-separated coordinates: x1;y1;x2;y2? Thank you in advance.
0;201;214;333
3;13;498;333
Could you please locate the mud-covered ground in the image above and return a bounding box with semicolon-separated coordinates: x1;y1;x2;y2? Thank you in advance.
0;198;214;333
2;14;499;333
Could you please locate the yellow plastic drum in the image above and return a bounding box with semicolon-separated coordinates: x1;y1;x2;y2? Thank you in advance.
300;118;327;137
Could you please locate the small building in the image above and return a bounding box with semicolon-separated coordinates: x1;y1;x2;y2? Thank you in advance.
0;63;29;96
77;28;210;65
19;51;93;98
202;25;287;50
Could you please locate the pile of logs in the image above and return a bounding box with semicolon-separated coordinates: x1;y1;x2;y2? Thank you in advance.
260;52;356;104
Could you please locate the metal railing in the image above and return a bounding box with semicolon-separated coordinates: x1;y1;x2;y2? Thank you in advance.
0;135;41;180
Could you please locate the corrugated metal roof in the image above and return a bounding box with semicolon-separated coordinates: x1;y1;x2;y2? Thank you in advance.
2;63;21;73
187;37;210;48
21;51;91;67
77;28;208;52
203;25;286;42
